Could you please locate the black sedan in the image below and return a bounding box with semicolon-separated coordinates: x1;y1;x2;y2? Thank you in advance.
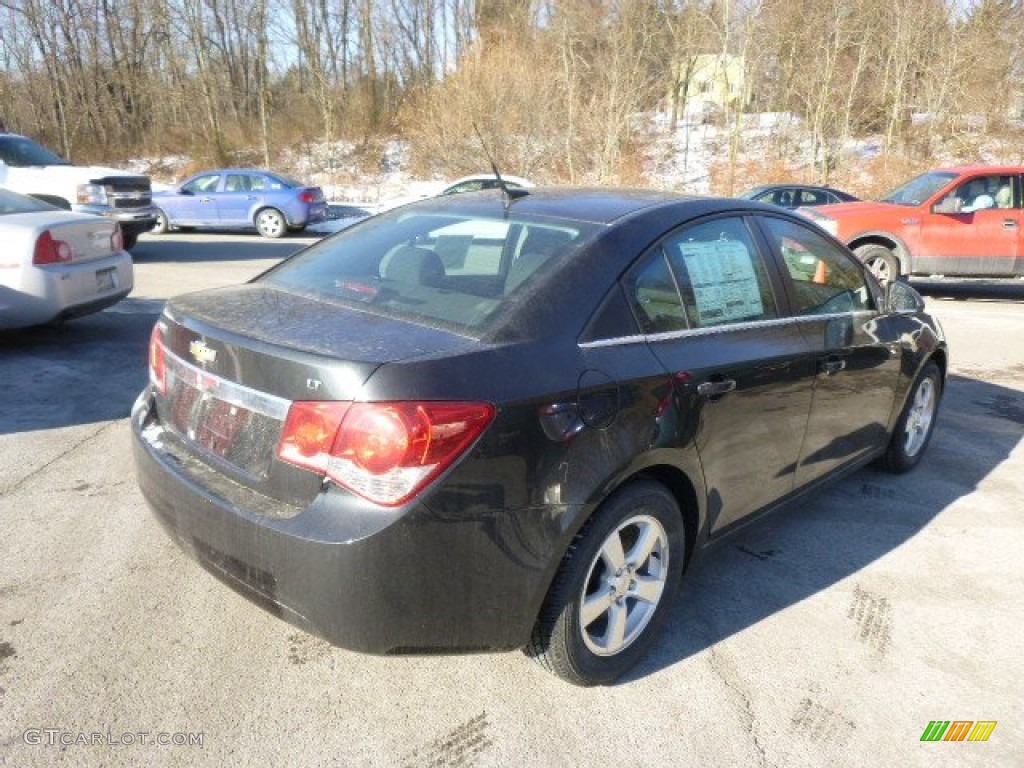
738;183;859;209
131;189;946;685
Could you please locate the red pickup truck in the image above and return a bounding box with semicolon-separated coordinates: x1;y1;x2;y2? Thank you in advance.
801;166;1023;281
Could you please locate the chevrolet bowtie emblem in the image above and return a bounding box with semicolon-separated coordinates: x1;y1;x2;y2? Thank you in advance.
189;340;217;365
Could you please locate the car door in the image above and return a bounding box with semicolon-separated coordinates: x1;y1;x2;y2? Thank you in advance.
175;173;221;225
917;173;1020;276
217;173;259;225
757;215;901;485
626;214;817;535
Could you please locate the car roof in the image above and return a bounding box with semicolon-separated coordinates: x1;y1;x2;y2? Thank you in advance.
930;165;1024;174
411;187;710;225
742;183;848;194
444;174;535;188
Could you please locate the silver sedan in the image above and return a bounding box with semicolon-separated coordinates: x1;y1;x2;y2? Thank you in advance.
0;188;133;329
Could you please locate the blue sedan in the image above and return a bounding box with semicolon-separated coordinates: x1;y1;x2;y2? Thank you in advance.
152;169;327;238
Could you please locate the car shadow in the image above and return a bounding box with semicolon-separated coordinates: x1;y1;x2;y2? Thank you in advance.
627;370;1024;683
0;301;160;435
131;235;312;264
912;277;1024;303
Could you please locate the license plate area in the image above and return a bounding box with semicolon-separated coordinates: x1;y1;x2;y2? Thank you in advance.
96;267;118;291
159;353;289;479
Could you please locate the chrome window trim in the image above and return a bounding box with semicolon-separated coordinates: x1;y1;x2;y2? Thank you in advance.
163;348;292;420
579;310;878;349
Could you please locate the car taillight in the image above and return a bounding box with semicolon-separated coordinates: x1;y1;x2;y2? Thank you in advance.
32;230;73;264
277;401;495;506
149;324;167;395
111;225;124;252
298;190;315;203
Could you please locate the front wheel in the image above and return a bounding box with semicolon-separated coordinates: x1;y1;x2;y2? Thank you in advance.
122;232;138;250
255;208;287;238
151;208;171;235
878;360;942;473
526;479;685;686
854;244;900;283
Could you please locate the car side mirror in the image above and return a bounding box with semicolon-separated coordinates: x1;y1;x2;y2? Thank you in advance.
179;188;193;196
884;278;924;314
931;197;962;214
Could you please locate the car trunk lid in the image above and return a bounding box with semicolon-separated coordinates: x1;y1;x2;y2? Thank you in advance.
150;283;475;503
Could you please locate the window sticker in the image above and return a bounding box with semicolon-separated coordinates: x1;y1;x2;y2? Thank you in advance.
677;239;764;325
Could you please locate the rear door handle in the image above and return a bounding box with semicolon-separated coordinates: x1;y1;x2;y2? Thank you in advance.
819;356;847;375
696;379;737;398
1003;219;1018;229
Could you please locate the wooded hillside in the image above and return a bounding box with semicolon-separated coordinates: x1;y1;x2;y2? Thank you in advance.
1;0;1021;194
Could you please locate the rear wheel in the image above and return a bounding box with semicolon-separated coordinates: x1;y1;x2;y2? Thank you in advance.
526;479;684;686
878;360;941;473
122;232;138;250
854;244;899;283
255;208;287;238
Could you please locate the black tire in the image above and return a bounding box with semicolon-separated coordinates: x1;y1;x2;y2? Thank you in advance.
854;244;900;283
255;208;287;238
122;231;138;250
878;360;942;473
152;208;170;235
526;479;685;686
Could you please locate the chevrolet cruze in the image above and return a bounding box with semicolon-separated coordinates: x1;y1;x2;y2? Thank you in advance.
131;188;946;685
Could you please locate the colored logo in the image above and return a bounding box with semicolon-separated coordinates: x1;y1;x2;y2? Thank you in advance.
920;721;997;742
189;340;217;365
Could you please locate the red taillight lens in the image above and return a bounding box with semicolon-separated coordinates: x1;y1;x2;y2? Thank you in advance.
111;225;124;252
276;402;351;473
32;230;73;265
276;401;495;506
149;324;167;395
298;190;315;203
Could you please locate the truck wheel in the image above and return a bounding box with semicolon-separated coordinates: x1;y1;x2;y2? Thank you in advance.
854;244;899;283
255;208;287;238
525;479;685;686
122;232;138;250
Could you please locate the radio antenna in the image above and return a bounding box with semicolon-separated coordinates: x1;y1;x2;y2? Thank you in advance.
472;122;528;212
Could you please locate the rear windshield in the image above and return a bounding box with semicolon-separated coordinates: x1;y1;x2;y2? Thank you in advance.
267;172;305;189
0;187;54;214
261;208;600;333
0;136;69;167
881;172;957;205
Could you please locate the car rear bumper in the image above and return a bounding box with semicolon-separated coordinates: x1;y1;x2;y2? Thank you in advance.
0;252;134;328
130;388;556;654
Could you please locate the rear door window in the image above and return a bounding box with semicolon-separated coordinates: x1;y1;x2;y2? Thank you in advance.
627;216;779;333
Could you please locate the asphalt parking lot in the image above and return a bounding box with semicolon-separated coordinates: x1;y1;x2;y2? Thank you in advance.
1;232;1021;767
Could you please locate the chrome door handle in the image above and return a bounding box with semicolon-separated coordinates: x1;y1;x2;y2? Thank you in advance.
1003;219;1018;229
697;379;737;397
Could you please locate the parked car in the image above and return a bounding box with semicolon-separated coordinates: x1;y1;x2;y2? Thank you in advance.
152;169;327;238
440;174;534;196
738;184;859;209
132;189;946;685
0;132;157;250
800;166;1023;281
0;188;133;329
